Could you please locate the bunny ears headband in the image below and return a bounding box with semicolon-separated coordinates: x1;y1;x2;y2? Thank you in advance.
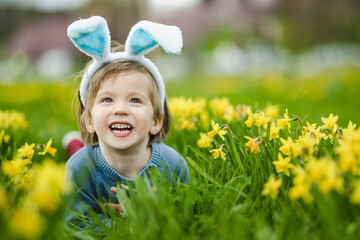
67;16;183;111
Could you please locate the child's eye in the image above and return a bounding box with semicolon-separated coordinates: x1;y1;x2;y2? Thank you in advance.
130;98;141;104
102;98;113;103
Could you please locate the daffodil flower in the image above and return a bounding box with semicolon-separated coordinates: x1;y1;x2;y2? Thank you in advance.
18;143;36;160
38;139;57;157
277;109;292;129
321;113;339;130
272;153;295;177
269;122;281;141
210;146;226;160
279;137;293;156
262;174;282;198
197;132;212;148
289;166;313;203
303;121;317;133
207;120;227;140
0;129;10;145
209;97;231;118
342;121;357;138
264;104;280;120
244;136;261;153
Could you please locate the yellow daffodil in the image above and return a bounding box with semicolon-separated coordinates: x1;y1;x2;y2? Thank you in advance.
296;134;316;156
3;134;10;144
236;104;250;119
197;132;212;148
207;120;227;140
262;174;282;198
277;109;292;129
245;109;270;128
342;121;357;138
336;139;357;173
307;157;343;194
279;137;293;156
18;169;35;191
269;122;281;141
303;121;317;133
200;111;210;129
306;157;329;183
18;143;36;160
0;110;28;129
318;173;343;195
0;129;10;145
244;136;261;153
179;119;197;131
304;127;326;145
1;156;31;178
291;142;302;158
168;97;207;129
9;207;45;239
289;166;313;203
272;153;295;177
224;105;240;123
209;97;231;118
168;96;186;116
321;113;339;130
245;116;254;128
29;160;69;212
210;146;226;160
255;111;271;128
244;107;255;128
289;183;313;203
264;103;280;120
324;125;341;143
185;98;206;117
38;138;57;157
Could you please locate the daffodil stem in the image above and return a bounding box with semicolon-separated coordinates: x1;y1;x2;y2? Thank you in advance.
292;115;302;130
221;124;234;138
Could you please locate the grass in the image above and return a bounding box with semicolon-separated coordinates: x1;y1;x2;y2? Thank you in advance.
1;65;360;239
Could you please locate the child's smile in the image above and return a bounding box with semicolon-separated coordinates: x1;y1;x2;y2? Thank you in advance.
109;122;133;137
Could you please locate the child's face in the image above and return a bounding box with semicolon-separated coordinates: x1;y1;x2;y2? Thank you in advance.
86;70;162;152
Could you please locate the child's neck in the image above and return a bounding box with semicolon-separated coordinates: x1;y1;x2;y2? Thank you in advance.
99;143;152;179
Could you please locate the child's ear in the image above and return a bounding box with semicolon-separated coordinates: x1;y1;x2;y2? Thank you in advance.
83;112;95;134
150;114;164;135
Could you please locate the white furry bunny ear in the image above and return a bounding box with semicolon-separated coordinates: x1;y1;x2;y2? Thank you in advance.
67;16;111;63
67;16;183;110
125;20;183;57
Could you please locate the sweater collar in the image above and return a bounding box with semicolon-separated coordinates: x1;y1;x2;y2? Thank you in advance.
95;143;160;182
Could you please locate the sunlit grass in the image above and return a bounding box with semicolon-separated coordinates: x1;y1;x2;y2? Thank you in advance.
0;65;360;239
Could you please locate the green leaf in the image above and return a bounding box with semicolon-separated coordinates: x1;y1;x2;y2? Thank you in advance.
186;156;221;187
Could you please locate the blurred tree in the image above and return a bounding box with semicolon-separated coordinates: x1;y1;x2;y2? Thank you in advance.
278;0;360;50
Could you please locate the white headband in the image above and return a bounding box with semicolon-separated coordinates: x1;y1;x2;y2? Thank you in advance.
67;16;183;111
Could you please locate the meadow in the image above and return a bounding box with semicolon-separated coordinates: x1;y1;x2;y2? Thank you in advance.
0;65;360;239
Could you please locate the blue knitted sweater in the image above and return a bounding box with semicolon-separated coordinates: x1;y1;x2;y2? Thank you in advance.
63;142;189;227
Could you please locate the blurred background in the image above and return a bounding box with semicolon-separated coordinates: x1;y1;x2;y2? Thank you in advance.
0;0;359;156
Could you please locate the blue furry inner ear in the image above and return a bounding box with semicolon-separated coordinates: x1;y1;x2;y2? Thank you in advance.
70;24;108;58
129;28;157;55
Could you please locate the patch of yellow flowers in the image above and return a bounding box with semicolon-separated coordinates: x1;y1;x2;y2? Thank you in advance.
0;110;29;145
169;96;360;206
0;109;28;129
0;110;70;239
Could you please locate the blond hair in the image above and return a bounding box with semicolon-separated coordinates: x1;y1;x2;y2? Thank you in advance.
77;59;170;146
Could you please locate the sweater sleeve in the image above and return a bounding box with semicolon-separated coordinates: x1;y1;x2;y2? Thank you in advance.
158;143;190;184
62;147;108;229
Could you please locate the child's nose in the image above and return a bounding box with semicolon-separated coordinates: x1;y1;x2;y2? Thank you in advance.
113;101;130;115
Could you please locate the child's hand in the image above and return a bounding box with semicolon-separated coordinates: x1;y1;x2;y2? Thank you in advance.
104;187;125;215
